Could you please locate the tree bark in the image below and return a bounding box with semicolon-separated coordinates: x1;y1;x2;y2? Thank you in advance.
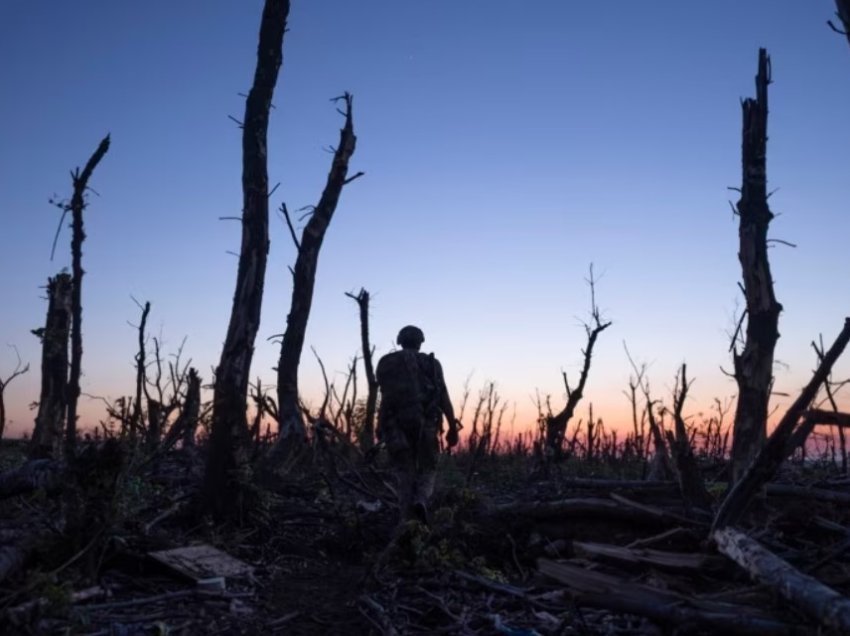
714;318;850;531
730;49;782;484
66;135;110;459
29;274;73;460
346;288;377;449
274;94;360;456
715;527;850;632
202;0;289;520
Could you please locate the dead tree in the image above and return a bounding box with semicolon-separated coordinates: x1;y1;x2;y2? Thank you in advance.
274;93;362;456
713;317;850;531
0;347;29;440
132;300;151;444
665;364;712;511
829;0;850;48
345;288;377;449
58;136;110;459
545;266;612;456
729;49;782;483
29;273;72;459
201;0;289;519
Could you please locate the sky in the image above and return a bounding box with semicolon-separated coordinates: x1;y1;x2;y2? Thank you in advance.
1;1;849;439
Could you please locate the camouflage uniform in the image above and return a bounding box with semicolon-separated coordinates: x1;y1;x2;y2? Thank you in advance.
376;348;453;521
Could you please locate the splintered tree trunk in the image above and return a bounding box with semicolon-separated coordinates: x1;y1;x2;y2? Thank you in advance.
730;49;782;483
346;288;377;449
182;368;201;448
274;94;359;456
202;0;289;519
834;1;850;48
30;274;73;460
66;135;110;459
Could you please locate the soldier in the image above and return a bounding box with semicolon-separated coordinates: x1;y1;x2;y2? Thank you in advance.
376;325;460;523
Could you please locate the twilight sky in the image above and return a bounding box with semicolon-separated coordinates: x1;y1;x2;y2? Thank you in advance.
1;1;849;437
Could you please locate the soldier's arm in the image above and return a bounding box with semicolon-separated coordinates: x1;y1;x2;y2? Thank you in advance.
433;359;457;425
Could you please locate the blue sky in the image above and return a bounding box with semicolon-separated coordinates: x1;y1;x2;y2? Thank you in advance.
1;1;849;436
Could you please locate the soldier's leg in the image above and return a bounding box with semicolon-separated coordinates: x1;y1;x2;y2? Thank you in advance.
413;424;440;511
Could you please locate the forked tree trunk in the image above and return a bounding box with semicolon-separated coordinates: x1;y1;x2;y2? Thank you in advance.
274;94;359;456
202;0;289;519
730;49;782;483
30;273;73;460
66;135;110;459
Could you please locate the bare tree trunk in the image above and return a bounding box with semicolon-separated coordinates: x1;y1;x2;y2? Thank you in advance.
545;266;611;456
181;368;201;448
345;288;377;449
133;301;151;445
274;93;361;456
201;0;289;520
29;273;72;459
0;347;29;440
714;318;850;531
730;49;782;484
65;135;110;459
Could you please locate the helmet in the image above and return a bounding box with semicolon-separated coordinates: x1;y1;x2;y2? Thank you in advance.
396;325;425;348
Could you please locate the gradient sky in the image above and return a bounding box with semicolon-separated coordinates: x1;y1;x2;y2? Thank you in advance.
2;1;849;437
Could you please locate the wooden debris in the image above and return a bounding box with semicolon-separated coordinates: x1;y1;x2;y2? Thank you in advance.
714;527;850;632
148;544;254;589
539;558;806;635
572;541;726;573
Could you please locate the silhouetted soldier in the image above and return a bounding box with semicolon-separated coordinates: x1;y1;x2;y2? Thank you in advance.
376;325;460;523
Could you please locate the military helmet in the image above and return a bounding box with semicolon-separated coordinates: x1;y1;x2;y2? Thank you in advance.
396;325;425;348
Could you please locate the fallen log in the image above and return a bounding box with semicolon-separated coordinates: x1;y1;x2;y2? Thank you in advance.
765;483;850;505
489;496;693;526
573;540;726;573
538;559;805;635
0;460;64;499
714;526;850;632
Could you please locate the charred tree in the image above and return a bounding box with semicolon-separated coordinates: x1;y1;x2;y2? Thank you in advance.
714;318;850;531
345;288;377;449
729;49;782;484
0;348;29;440
545;266;611;456
829;1;850;48
133;300;151;445
274;93;361;456
201;0;289;519
29;273;72;459
64;135;110;458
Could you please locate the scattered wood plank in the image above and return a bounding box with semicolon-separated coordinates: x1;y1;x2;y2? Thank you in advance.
714;526;850;632
148;544;254;590
765;483;850;505
490;496;691;526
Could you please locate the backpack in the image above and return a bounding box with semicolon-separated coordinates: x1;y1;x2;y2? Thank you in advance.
378;351;439;422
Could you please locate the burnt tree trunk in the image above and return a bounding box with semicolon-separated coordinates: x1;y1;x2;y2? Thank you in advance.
545;268;611;457
832;1;850;48
714;318;850;531
181;368;201;448
133;301;151;445
201;0;288;520
346;288;377;449
730;49;782;484
66;135;110;459
274;94;360;456
30;273;72;460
